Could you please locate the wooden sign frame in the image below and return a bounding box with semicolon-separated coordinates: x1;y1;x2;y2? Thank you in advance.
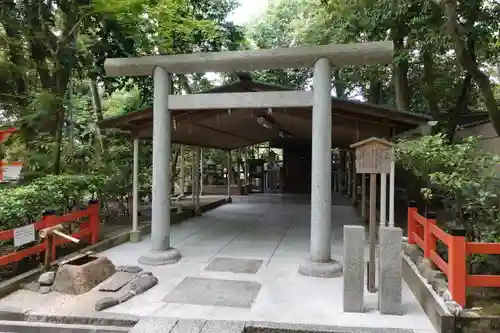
350;137;394;174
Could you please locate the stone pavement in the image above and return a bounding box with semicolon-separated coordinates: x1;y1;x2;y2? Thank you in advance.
130;317;418;332
100;194;436;333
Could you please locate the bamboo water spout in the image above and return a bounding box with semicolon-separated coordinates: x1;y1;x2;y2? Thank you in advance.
39;225;80;271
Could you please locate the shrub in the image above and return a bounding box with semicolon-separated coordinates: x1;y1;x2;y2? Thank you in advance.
396;134;500;242
396;134;500;274
0;174;104;231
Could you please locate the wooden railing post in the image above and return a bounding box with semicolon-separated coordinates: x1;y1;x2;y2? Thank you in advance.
42;210;58;265
407;201;417;245
88;200;100;244
424;212;437;258
449;228;467;308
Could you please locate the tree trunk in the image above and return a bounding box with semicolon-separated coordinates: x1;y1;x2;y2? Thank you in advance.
446;75;472;141
369;80;382;104
89;79;104;121
178;74;193;94
438;0;500;136
52;107;65;174
89;79;107;158
422;49;439;116
333;69;344;98
393;36;411;111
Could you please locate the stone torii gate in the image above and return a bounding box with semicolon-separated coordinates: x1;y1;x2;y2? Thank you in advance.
103;42;394;277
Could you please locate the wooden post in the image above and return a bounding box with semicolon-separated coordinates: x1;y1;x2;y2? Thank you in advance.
350;137;396;294
44;234;53;272
389;157;396;227
42;211;58;262
361;174;366;220
407;201;417;245
199;148;204;196
41;211;58;271
347;151;352;197
352;161;357;205
191;148;196;205
132;138;139;233
449;228;467;307
424;212;437;258
179;145;185;196
368;173;377;292
380;173;387;227
88;200;100;244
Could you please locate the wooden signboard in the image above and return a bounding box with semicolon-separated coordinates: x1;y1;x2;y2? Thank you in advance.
350;137;394;174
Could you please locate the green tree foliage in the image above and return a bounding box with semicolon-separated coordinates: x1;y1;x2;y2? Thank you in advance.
0;0;245;174
248;0;500;137
0;0;245;238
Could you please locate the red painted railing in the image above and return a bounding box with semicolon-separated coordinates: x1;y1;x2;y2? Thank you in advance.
407;201;500;307
0;201;100;266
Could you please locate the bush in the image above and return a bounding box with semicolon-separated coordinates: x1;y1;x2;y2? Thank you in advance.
396;134;500;274
396;134;500;241
0;174;104;231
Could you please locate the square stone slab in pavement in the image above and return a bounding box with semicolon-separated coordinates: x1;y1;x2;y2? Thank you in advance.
204;257;263;274
163;277;262;308
97;271;136;292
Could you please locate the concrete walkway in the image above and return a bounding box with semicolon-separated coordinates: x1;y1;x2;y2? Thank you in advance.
101;194;436;332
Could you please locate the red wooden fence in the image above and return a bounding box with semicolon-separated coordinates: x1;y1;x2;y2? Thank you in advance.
407;201;500;307
0;201;100;266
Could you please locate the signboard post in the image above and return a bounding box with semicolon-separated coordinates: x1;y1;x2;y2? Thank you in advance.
350;137;395;293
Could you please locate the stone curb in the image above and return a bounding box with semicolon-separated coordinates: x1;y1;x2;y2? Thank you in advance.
0;305;139;327
0;310;426;332
25;311;140;327
0;319;130;332
402;254;455;333
0;199;227;300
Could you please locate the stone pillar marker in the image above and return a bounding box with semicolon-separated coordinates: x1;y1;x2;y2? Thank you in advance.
130;137;141;243
379;226;403;315
138;67;181;266
298;58;342;278
343;225;365;313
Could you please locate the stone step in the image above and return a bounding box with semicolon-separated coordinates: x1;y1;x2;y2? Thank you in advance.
0;320;129;333
130;318;244;333
130;318;418;333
